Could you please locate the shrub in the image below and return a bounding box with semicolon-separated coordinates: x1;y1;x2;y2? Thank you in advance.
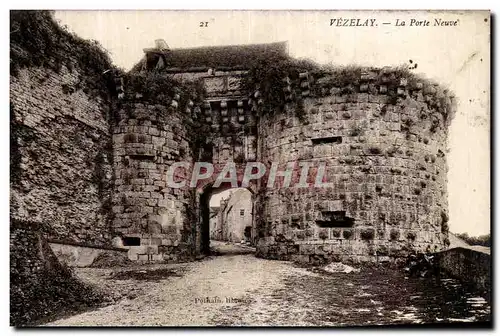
241;53;316;119
242;54;456;130
123;72;205;110
455;233;490;247
10;11;117;100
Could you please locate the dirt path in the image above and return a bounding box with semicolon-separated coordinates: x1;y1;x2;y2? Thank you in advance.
47;254;307;326
47;251;490;327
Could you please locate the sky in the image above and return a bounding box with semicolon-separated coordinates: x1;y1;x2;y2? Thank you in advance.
55;10;490;236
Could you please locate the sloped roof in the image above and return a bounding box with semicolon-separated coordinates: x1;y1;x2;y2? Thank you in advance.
133;41;288;72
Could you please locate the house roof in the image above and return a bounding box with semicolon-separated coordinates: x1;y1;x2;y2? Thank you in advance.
132;41;288;72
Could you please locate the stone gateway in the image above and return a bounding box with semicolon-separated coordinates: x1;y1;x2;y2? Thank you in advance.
10;12;455;266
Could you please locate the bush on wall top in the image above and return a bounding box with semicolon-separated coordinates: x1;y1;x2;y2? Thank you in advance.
10;10;117;99
121;72;206;114
242;52;456;130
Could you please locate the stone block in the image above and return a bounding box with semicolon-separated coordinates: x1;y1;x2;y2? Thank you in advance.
128;245;147;255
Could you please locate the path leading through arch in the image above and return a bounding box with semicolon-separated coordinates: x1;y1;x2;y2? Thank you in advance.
46;254;490;326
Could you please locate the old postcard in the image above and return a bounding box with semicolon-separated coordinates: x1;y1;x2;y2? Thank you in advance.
9;9;490;327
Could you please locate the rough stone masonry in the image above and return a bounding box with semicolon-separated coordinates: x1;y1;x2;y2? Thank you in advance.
10;12;455;265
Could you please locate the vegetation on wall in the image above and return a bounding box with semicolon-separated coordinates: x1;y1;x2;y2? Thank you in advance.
121;72;205;112
241;52;317;120
10;219;107;326
10;10;117;99
119;72;209;157
242;52;456;131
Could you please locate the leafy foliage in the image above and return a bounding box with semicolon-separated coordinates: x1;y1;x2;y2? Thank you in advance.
10;10;117;99
119;72;208;157
241;53;318;119
10;219;106;326
455;233;491;247
122;72;205;109
242;51;456;130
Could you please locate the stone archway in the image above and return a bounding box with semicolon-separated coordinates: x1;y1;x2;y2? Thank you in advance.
112;50;453;264
198;184;255;256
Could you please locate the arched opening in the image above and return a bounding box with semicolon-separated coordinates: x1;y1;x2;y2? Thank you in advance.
199;186;255;256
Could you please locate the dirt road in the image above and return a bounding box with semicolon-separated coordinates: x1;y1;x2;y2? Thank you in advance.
47;253;306;326
47;244;490;327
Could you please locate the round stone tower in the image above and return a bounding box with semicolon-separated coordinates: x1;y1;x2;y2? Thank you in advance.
111;75;203;262
254;67;455;263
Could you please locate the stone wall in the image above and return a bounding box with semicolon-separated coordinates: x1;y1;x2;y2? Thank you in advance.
255;70;452;263
112;66;453;264
10;12;454;265
49;242;129;268
435;247;491;298
111;84;201;262
187;70;258;165
10;218;104;326
10;64;114;246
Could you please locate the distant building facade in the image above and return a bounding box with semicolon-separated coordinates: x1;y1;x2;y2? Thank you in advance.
209;189;253;243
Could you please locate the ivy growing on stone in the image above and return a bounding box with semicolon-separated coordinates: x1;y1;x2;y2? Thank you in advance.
241;53;318;120
242;51;456;131
10;10;118;101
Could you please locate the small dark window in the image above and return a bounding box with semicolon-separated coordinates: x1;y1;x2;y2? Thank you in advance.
316;211;354;228
209;101;221;114
240;209;245;216
129;154;155;161
228;100;238;115
122;236;141;246
312;136;342;145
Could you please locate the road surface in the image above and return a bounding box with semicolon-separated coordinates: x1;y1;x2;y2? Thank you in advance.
47;244;490;326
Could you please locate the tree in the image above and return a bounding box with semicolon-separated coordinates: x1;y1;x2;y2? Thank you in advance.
456;232;490;247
